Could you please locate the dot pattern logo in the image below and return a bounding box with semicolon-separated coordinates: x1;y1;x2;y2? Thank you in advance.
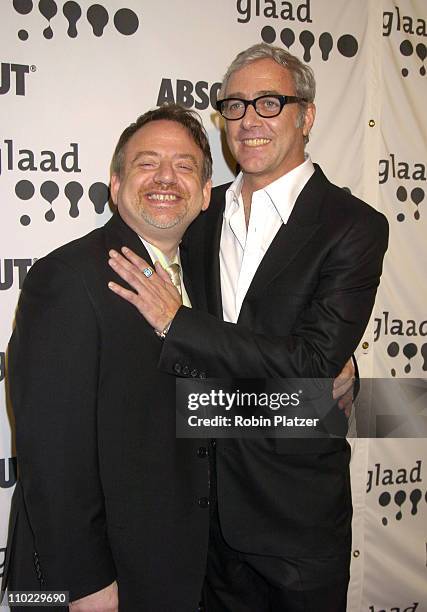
395;185;424;222
15;179;110;225
12;0;139;40
400;40;427;78
378;488;426;526
386;341;427;377
260;26;358;62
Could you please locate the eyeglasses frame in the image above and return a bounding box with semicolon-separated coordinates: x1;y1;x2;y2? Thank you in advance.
215;94;308;121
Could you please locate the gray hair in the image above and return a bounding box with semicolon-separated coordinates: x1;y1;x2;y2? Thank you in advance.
220;43;316;142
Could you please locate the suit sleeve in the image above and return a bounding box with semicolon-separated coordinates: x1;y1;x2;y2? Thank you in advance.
8;256;116;600
159;211;389;379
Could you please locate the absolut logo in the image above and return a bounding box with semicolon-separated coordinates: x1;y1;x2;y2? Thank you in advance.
157;79;221;111
0;259;37;290
0;457;17;488
0;62;34;96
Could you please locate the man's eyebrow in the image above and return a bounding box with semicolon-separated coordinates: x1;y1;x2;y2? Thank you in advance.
224;90;282;98
130;150;159;164
130;151;199;166
174;153;199;166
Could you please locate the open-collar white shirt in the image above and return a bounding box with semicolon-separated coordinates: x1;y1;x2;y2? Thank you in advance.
220;156;315;323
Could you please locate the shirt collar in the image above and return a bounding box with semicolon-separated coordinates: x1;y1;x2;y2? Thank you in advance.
139;236;180;268
225;155;315;224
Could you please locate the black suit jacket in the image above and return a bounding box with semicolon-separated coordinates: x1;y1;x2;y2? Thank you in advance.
3;213;210;611
160;166;389;569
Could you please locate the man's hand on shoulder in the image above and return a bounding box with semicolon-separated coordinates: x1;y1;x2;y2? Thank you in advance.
69;581;118;612
108;247;182;334
333;359;355;418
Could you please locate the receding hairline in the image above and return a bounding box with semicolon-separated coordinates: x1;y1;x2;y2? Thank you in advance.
112;115;212;183
119;119;203;162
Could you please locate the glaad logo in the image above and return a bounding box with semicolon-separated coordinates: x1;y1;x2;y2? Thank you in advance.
369;604;419;612
0;259;37;291
0;62;34;96
379;154;425;222
236;0;358;62
0;139;81;175
0;547;5;579
157;79;221;111
374;311;427;376
0;457;17;488
383;7;426;77
13;0;139;40
0;139;110;224
367;460;426;527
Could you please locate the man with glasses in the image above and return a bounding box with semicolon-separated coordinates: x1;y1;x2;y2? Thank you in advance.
108;43;388;611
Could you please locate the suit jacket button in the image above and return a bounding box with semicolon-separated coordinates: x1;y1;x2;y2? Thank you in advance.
198;496;209;508
190;368;199;377
182;365;190;375
173;363;182;374
197;446;208;458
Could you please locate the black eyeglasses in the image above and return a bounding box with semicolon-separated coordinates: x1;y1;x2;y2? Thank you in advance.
216;94;307;120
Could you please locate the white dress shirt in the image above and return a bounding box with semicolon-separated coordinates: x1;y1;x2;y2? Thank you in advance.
220;156;315;323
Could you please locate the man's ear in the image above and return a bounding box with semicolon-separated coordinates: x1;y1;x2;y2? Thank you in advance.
110;173;120;206
201;178;212;211
303;103;316;139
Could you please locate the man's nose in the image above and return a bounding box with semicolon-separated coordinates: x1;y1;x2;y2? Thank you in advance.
241;103;262;129
154;161;177;185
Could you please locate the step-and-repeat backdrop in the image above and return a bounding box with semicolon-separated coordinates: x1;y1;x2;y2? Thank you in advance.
1;0;426;609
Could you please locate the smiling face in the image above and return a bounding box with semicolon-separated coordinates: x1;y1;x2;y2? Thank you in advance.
224;58;315;190
110;119;211;248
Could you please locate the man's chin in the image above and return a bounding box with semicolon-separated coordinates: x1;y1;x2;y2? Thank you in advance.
142;212;184;230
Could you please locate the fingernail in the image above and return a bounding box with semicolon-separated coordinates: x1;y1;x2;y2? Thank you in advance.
122;246;129;254
109;250;117;258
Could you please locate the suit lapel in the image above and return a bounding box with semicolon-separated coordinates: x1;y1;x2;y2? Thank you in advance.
204;184;228;320
103;211;154;267
241;166;328;311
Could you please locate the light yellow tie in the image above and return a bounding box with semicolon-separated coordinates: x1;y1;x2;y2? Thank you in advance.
165;262;182;294
166;262;191;307
147;244;191;307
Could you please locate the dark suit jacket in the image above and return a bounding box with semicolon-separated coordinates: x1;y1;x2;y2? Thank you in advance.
160;166;389;580
2;213;210;611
